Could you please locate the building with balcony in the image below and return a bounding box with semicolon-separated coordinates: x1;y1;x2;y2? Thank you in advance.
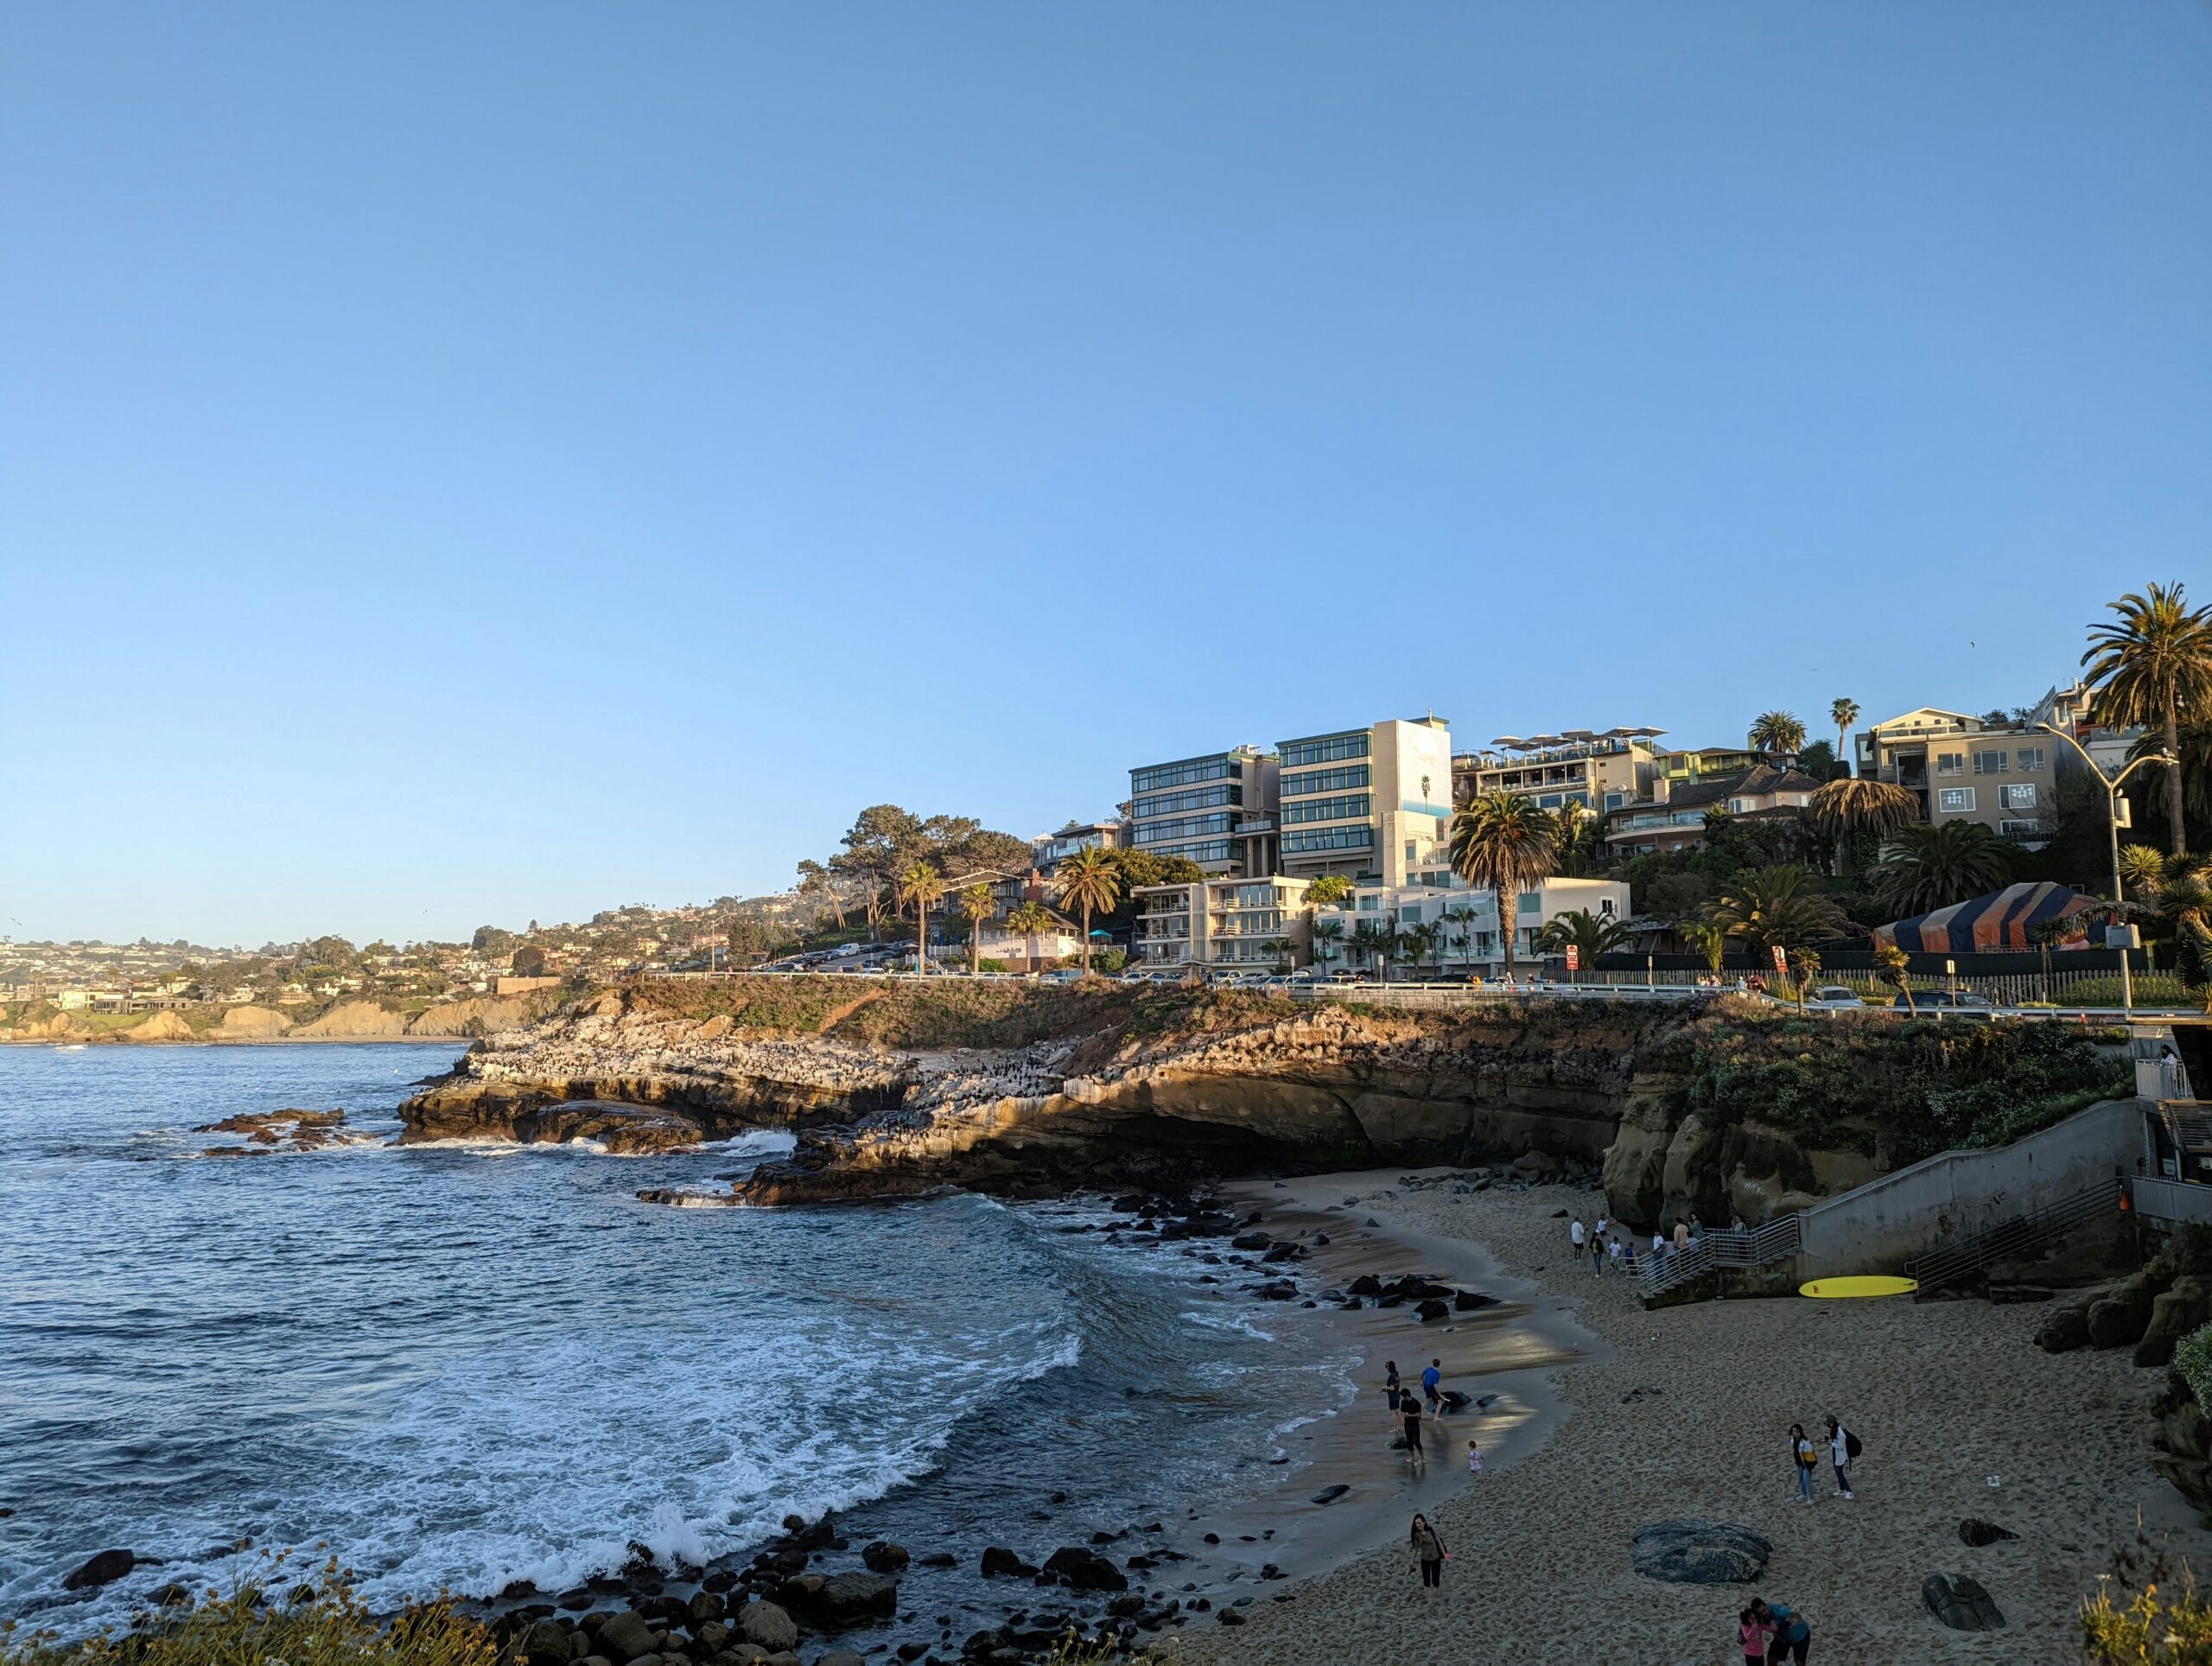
1600;763;1822;855
1128;746;1279;875
1033;818;1130;874
1853;708;2056;845
1451;728;1665;817
1132;875;1313;971
1310;874;1630;974
1276;715;1453;887
2030;679;2145;777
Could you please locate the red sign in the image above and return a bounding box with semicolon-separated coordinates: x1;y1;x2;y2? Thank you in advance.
1771;945;1789;974
1564;945;1580;972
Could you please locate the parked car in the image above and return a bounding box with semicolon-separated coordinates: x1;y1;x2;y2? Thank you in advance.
1802;985;1867;1012
1891;989;1996;1016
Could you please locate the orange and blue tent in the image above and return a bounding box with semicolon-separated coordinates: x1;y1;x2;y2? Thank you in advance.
1874;881;2095;955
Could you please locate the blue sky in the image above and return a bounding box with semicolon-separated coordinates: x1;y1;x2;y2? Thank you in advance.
3;5;2208;946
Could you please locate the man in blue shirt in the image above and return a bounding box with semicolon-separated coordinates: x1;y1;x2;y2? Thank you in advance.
1421;1358;1442;1414
1752;1598;1810;1663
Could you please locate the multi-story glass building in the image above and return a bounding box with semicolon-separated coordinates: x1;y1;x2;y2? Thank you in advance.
1126;745;1278;875
1275;716;1454;887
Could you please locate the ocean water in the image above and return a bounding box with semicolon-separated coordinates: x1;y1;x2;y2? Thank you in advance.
0;1045;1355;1637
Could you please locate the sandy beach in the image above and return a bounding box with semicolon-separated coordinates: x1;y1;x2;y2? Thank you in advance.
1173;1168;2210;1665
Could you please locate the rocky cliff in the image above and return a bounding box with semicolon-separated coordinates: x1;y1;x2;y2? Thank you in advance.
397;980;1863;1222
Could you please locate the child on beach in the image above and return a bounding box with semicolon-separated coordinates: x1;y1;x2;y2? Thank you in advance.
1466;1438;1482;1475
1607;1234;1624;1274
1738;1606;1771;1664
1422;1358;1442;1413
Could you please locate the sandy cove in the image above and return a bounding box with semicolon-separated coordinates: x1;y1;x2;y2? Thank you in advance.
1177;1171;2212;1666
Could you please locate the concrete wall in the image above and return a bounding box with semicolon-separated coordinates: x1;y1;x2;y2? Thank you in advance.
1794;1097;2146;1277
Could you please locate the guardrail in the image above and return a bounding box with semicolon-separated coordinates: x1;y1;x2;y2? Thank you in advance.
2131;1175;2212;1228
1637;1216;1805;1299
1899;1178;2125;1293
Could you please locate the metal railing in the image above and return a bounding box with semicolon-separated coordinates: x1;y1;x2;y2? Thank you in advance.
1637;1215;1804;1298
1899;1178;2125;1293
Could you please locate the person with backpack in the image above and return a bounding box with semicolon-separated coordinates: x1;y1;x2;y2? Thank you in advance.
1826;1415;1859;1499
1789;1422;1818;1504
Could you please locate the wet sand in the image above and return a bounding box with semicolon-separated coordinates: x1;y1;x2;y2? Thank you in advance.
1178;1170;2212;1664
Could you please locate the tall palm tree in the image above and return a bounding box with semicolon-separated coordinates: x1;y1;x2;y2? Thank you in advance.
1005;900;1057;974
896;862;944;977
1748;710;1807;761
1348;919;1392;980
1870;822;2012;917
1389;928;1423;980
1873;940;1916;1015
2118;849;2212;978
1710;866;1847;972
1535;908;1630;978
1448;792;1559;980
1445;904;1480;970
1829;698;1859;775
2025;914;2072;1002
1311;917;1345;974
1681;917;1729;981
2082;582;2212;855
1806;777;1920;876
1554;799;1598;876
957;882;997;976
1258;938;1291;974
1052;847;1123;974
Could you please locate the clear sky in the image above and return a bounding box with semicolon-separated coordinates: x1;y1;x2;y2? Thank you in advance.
3;5;2208;947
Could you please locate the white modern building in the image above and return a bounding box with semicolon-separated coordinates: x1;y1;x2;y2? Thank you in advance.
1310;874;1631;974
1275;715;1455;887
1132;874;1313;972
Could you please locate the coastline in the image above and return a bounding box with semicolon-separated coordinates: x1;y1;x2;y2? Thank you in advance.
0;1034;471;1047
1179;1174;2212;1663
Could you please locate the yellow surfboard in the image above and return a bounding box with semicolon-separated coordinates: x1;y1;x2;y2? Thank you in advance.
1799;1275;1919;1299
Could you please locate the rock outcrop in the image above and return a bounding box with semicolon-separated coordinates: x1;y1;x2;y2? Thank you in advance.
291;1001;414;1039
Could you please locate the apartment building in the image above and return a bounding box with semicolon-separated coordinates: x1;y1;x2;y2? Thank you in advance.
1312;874;1630;970
1132;874;1313;971
1452;728;1664;815
1853;709;2054;843
1275;715;1454;887
2031;679;2143;776
1602;763;1822;856
1128;747;1278;875
1033;819;1129;874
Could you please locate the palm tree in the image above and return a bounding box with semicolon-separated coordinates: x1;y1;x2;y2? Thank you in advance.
1535;908;1630;979
1870;822;2012;917
1005;900;1057;973
1445;904;1480;971
1349;919;1392;980
957;882;997;976
1554;799;1598;876
1258;938;1291;974
1873;940;1916;1015
1448;792;1559;980
896;862;944;976
1748;710;1807;761
1311;917;1345;975
1710;866;1847;973
2025;914;2071;1002
1806;777;1920;876
1390;928;1424;980
2118;849;2212;980
1051;847;1122;974
1829;699;1859;775
2082;582;2212;854
1681;917;1729;982
1789;945;1823;1010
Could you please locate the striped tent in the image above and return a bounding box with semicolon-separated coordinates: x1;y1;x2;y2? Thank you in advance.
1875;881;2096;955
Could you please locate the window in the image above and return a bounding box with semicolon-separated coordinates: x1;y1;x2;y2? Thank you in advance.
1280;733;1370;768
1972;749;2009;776
1538;793;1562;809
1132;784;1238;819
1399;905;1424;924
1516;892;1541;916
1604;792;1628;811
1281;792;1370;825
1405;841;1417;864
1135;812;1235;845
2017;747;2046;772
1726;798;1747;814
1281;763;1370;797
1938;787;1975;813
1936;754;1965;776
1284;825;1374;855
2002;784;2037;811
2000;819;2043;840
1357;896;1380;912
1132;757;1236;793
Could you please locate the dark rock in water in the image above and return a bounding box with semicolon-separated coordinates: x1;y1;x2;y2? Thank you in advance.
860;1541;909;1574
685;1590;723;1626
1414;1298;1450;1322
1041;1547;1128;1593
815;1652;866;1666
734;1599;797;1653
288;1582;318;1606
1347;1275;1382;1297
1314;1233;1330;1246
1389;1276;1453;1300
1923;1572;2005;1631
597;1609;658;1661
1255;1281;1297;1300
1113;1193;1147;1213
1453;1290;1497;1312
501;1579;542;1600
1630;1521;1770;1585
980;1547;1035;1578
1310;1485;1350;1505
1958;1519;2019;1548
1261;1243;1304;1263
1440;1390;1471;1412
621;1541;659;1577
1217;1608;1247;1625
780;1514;807;1533
517;1619;573;1665
62;1549;134;1591
916;1551;957;1568
1230;1232;1271;1251
1202;1534;1220;1545
149;1582;192;1607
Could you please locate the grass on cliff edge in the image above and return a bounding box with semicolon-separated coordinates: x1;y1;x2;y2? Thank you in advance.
0;1559;493;1666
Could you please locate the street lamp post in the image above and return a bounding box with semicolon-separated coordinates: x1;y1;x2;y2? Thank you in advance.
2036;723;2177;1022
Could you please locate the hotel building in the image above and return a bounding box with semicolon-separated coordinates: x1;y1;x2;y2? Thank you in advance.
1127;746;1279;875
1132;874;1313;972
1275;715;1455;887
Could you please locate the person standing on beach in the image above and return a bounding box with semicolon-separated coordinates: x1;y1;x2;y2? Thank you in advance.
1753;1599;1811;1663
1422;1358;1443;1414
1591;1231;1606;1276
1651;1227;1667;1262
1825;1415;1856;1499
1607;1233;1624;1275
1570;1217;1586;1254
1738;1606;1773;1666
1789;1423;1818;1504
1409;1512;1446;1589
1384;1360;1403;1428
1466;1437;1482;1475
1673;1218;1691;1254
1401;1391;1427;1469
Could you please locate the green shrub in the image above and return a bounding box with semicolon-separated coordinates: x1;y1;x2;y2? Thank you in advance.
0;1556;493;1666
976;957;1008;973
2176;1323;2212;1411
2082;1571;2212;1660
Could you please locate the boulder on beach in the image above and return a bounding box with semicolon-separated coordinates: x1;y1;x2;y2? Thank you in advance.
859;1540;908;1574
808;1571;897;1628
1923;1572;2006;1631
979;1546;1034;1577
62;1548;134;1590
1630;1521;1770;1585
734;1599;797;1653
596;1609;658;1661
1958;1519;2018;1547
1042;1546;1128;1593
1414;1298;1450;1322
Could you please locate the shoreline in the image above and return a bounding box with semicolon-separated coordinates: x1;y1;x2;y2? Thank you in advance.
2;1034;473;1047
